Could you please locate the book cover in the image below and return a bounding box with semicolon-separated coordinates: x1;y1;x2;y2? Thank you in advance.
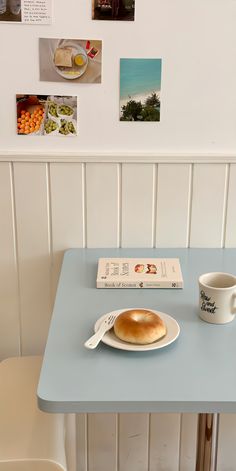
96;258;183;289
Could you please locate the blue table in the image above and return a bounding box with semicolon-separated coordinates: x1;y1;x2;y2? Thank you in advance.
37;248;236;470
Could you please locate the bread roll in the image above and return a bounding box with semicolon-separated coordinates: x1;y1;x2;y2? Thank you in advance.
114;309;166;345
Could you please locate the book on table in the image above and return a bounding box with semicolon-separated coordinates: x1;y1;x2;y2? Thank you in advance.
96;258;183;289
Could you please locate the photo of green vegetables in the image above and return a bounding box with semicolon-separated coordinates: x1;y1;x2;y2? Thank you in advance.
16;94;77;137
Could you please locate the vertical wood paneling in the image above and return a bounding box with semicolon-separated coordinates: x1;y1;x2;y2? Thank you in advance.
225;164;236;248
50;163;84;300
179;414;198;471
1;159;236;469
149;413;181;471
217;414;236;470
118;413;149;471
88;414;117;471
190;164;227;247
65;414;77;471
86;163;119;247
156;164;191;247
0;163;19;358
13;163;51;355
76;414;87;471
122;164;155;247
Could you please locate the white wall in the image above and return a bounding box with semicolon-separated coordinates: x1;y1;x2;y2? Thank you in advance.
1;0;236;154
1;156;236;470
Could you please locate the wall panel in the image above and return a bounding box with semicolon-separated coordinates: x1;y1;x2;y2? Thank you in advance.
179;414;198;471
76;414;87;471
1;159;236;470
190;164;227;247
50;163;84;299
225;164;236;248
217;414;236;471
0;163;19;358
65;414;77;471
87;414;117;471
13;163;51;355
149;413;181;471
155;164;191;247
118;413;149;471
86;163;119;248
121;164;155;247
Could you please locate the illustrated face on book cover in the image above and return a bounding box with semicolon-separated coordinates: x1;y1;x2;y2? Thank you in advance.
134;263;157;275
146;264;157;274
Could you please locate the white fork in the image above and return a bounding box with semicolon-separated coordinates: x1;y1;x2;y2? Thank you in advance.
84;314;117;349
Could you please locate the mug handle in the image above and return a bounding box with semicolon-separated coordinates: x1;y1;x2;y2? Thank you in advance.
232;292;236;314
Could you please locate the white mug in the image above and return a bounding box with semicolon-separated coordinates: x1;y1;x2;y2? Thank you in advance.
199;272;236;324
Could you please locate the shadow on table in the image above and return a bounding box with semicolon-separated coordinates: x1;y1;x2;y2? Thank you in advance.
100;338;180;359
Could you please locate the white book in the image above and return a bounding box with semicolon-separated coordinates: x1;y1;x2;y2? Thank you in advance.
96;258;183;289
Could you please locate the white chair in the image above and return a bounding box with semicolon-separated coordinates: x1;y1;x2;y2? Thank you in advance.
0;356;67;471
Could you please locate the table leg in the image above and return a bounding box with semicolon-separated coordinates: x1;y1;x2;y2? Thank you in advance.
196;413;219;471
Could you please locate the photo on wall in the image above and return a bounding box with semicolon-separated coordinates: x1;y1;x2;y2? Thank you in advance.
39;38;102;83
0;0;52;23
92;0;135;21
16;95;78;136
0;0;21;22
120;58;162;122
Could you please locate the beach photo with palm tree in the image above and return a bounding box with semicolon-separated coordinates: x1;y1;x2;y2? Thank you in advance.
120;59;162;122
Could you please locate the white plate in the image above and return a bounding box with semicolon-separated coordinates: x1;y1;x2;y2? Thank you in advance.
53;43;88;80
94;308;180;352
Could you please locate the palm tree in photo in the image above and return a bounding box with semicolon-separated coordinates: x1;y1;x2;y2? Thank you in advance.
145;93;160;108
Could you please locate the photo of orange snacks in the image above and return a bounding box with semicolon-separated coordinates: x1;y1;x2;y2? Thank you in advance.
17;105;45;135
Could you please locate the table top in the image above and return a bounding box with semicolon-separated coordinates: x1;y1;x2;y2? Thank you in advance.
37;248;236;414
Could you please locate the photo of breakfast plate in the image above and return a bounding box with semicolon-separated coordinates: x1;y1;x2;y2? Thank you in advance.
53;43;88;80
39;38;102;83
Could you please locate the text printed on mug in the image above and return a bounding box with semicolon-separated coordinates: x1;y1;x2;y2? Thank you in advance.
200;290;218;314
